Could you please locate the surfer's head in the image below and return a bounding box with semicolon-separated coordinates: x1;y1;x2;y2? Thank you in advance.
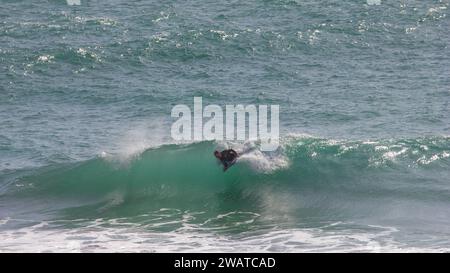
214;150;221;159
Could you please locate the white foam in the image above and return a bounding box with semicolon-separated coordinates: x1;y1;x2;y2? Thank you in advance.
37;55;54;63
66;0;81;6
382;148;408;161
283;132;315;140
221;140;290;173
0;218;445;253
367;0;381;6
210;30;238;40
152;12;170;23
97;18;116;26
102;122;170;164
239;150;289;173
417;152;450;165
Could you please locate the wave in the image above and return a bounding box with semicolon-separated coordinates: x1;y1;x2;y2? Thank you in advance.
1;135;450;223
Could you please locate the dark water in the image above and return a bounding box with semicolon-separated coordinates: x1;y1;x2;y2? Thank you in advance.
0;0;449;252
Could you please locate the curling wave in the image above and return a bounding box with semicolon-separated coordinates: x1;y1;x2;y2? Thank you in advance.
1;135;449;224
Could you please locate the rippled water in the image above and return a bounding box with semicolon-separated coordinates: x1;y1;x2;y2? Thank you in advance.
1;0;449;252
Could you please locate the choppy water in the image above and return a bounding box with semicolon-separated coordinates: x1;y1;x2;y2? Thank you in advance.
1;0;449;252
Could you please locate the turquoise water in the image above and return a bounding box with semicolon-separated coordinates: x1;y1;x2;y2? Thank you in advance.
1;0;449;252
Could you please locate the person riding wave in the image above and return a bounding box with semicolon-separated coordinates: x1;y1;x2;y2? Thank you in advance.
214;149;239;171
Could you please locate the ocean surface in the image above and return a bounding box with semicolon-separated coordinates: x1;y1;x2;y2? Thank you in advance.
1;0;450;252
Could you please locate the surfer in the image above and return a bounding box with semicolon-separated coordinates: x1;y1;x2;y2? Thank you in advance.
214;149;239;171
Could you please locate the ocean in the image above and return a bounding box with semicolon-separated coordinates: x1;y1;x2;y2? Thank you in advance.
0;0;449;252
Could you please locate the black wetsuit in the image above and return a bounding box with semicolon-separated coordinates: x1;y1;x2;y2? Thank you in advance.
218;149;238;171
